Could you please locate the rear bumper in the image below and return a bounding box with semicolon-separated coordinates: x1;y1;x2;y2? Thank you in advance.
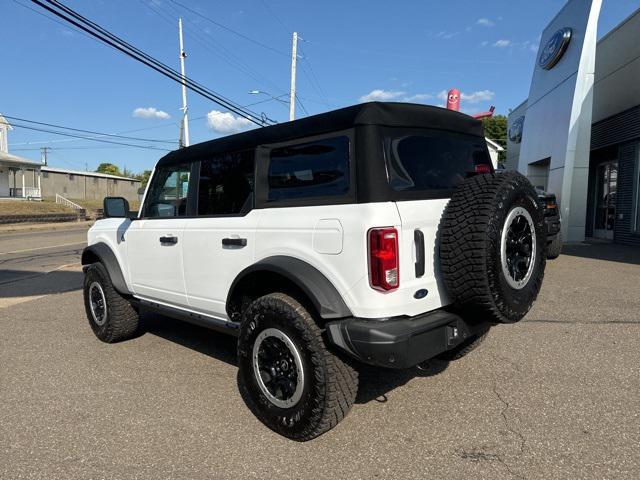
326;310;490;369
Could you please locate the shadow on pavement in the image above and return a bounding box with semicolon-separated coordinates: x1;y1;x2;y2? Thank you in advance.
141;311;449;405
561;242;640;265
0;269;83;297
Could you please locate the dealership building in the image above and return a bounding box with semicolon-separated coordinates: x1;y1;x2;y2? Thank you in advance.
507;5;640;246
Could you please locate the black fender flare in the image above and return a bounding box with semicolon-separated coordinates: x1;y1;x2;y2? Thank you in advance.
81;243;132;295
228;256;352;320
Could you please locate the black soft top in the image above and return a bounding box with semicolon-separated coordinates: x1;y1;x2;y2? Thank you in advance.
157;102;483;166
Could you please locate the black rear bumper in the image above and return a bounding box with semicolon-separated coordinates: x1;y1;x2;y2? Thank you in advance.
326;310;490;369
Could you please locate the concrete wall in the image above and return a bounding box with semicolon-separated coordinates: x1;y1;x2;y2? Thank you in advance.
14;169;141;202
592;10;640;124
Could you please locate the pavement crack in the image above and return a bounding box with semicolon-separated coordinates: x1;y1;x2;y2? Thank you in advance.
491;380;528;479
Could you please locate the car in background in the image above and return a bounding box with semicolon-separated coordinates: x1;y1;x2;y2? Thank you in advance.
537;189;562;259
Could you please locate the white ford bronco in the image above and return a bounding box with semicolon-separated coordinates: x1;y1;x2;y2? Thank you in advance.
82;102;546;441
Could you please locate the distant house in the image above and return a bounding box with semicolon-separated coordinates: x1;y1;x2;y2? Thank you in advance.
485;137;505;169
0;114;43;199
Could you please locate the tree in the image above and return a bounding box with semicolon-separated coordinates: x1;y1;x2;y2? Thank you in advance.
136;170;152;187
482;115;507;164
95;163;122;176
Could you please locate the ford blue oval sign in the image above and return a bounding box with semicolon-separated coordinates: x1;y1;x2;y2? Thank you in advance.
508;116;525;144
539;27;572;70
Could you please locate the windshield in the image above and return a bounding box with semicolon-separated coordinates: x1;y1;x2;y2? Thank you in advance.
384;131;492;192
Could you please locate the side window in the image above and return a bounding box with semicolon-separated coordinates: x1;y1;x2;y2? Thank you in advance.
143;163;191;217
268;136;350;201
198;150;254;215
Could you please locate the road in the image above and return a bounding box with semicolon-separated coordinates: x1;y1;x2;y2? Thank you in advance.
0;226;87;308
1;232;639;479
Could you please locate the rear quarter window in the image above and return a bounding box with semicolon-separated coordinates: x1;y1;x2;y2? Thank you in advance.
267;136;350;201
384;133;492;191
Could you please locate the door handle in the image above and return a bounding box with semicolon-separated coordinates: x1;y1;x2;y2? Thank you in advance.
159;235;178;245
414;229;425;278
222;237;247;247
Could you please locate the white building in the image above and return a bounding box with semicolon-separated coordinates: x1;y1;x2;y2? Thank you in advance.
508;3;640;246
0;114;42;199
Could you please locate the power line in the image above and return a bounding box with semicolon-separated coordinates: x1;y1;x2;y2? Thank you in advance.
2;115;177;144
260;0;291;35
8;122;172;151
28;0;271;126
149;0;287;95
167;0;289;58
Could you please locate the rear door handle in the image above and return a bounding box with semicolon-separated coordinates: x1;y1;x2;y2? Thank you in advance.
159;235;178;245
414;229;425;278
222;237;247;247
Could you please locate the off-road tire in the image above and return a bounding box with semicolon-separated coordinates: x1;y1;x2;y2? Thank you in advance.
237;293;358;441
439;171;546;324
83;262;139;343
437;331;489;361
547;232;562;259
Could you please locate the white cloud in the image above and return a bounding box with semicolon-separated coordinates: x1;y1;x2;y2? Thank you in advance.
132;107;171;120
480;40;489;47
462;90;495;103
404;93;433;102
493;39;512;48
436;31;460;40
359;89;405;102
477;18;495;27
206;110;253;134
437;89;495;104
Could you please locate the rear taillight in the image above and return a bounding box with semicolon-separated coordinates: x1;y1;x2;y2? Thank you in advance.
475;164;492;174
368;227;399;291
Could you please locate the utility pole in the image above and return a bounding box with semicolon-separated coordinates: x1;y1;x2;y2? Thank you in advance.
289;31;298;122
178;18;190;147
40;147;49;166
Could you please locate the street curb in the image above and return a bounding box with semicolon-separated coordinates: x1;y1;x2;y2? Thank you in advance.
0;220;94;234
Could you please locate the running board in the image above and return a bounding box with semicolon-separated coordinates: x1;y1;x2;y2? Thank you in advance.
133;299;241;337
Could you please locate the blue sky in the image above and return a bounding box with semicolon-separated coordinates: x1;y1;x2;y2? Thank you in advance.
2;0;639;173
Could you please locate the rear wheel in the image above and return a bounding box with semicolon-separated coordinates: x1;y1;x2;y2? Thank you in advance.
83;263;139;343
439;172;546;323
237;293;358;441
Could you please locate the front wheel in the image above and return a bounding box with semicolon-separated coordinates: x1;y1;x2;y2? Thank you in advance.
83;263;139;343
237;293;358;441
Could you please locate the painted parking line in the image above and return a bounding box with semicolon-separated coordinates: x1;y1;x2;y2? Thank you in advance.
0;241;86;256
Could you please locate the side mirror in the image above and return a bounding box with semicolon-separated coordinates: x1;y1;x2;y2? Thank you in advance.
103;197;133;219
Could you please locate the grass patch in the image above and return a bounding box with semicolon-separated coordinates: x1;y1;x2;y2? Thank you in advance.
72;198;141;212
0;200;73;216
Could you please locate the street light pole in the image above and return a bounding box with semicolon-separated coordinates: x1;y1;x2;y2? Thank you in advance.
289;32;298;122
178;18;190;147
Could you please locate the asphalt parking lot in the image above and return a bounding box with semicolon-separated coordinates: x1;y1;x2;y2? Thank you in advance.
1;230;639;479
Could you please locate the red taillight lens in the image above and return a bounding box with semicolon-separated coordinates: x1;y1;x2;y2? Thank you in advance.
475;164;492;174
368;227;399;291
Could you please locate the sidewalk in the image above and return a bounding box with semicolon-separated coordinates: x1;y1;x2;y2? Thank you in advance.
0;220;94;234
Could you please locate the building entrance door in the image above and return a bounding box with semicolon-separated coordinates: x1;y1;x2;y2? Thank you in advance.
593;161;618;240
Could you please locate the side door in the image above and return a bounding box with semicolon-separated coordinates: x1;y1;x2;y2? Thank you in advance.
182;150;259;319
126;162;193;307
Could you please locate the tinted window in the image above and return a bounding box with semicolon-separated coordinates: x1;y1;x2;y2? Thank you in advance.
198;150;254;215
384;133;492;191
268;136;350;201
143;164;191;217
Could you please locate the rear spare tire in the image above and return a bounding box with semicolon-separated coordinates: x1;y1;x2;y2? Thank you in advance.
439;171;546;323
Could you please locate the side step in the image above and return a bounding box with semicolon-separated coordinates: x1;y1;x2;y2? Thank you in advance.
132;298;241;337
